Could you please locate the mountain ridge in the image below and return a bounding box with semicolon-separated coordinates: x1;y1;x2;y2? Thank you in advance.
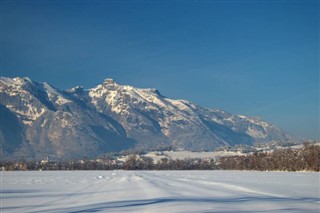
0;76;297;160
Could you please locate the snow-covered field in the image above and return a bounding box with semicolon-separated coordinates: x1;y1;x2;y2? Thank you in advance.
143;150;243;162
1;171;319;213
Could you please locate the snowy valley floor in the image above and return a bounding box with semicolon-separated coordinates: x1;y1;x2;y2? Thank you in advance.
1;171;319;213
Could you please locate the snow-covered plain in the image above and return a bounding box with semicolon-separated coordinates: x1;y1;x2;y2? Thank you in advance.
1;171;319;213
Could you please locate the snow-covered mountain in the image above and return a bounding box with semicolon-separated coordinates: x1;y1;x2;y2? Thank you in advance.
0;77;296;159
0;77;135;159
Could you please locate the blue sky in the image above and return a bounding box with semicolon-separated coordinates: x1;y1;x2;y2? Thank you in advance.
1;1;319;140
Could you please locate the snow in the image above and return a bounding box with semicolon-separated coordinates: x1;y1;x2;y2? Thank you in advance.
43;82;71;105
0;77;29;91
1;171;319;213
7;104;46;125
55;96;71;105
85;79;294;146
43;82;59;96
167;99;192;112
0;77;32;87
224;117;235;124
144;151;243;162
88;80;199;128
211;117;224;125
0;77;16;87
246;127;267;138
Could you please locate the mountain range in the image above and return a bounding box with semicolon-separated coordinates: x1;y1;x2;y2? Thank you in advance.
0;77;296;160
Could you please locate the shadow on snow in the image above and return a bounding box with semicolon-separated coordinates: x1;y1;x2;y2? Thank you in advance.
20;196;319;213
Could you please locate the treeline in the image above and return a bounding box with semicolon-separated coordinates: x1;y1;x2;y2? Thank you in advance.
1;143;319;172
219;143;320;171
0;156;217;171
122;156;217;170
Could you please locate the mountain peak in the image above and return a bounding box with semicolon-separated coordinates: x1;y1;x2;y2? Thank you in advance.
98;78;120;90
103;78;116;84
143;88;163;97
68;85;84;93
0;76;34;88
0;76;297;159
14;77;33;85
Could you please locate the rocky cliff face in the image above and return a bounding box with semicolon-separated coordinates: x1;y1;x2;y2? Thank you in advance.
0;77;295;159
